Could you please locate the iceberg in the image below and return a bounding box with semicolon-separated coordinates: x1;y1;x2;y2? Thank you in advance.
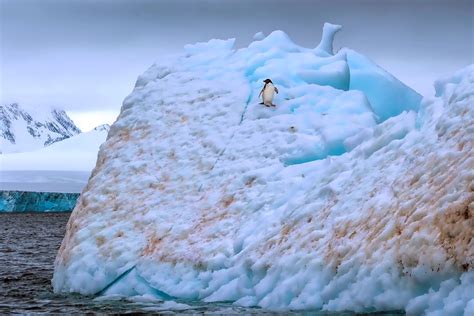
0;191;79;212
53;24;473;315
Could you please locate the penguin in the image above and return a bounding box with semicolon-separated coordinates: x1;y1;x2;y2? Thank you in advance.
259;79;279;107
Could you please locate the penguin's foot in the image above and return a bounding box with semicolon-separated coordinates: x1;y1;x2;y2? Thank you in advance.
259;102;264;105
271;104;276;107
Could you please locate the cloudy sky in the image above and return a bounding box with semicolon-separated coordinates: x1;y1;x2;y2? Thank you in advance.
1;0;472;131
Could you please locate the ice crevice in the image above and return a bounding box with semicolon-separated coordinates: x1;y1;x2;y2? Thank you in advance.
96;265;177;300
95;265;137;296
199;80;253;191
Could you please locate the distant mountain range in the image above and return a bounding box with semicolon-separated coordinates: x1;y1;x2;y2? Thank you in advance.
0;103;82;153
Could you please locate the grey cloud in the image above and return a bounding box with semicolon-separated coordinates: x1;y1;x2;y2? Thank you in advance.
1;0;472;113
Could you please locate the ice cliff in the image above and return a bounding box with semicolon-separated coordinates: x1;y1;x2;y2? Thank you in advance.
0;191;79;212
53;24;473;314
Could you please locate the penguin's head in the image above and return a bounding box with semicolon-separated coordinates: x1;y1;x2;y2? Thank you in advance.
263;79;273;84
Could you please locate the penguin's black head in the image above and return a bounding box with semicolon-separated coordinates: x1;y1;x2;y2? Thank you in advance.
263;79;273;84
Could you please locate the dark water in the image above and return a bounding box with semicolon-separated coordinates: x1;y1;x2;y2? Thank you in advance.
0;212;403;315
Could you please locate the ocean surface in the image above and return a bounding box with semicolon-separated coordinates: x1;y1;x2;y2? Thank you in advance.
0;212;404;315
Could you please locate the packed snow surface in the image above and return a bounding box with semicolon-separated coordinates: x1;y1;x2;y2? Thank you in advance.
0;125;109;193
54;24;473;315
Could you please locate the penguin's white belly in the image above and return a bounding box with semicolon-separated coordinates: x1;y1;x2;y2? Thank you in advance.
262;84;275;105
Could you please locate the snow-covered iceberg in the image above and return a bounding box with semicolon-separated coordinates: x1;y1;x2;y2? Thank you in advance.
53;24;473;315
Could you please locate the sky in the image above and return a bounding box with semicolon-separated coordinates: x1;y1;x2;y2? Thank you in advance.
1;0;473;131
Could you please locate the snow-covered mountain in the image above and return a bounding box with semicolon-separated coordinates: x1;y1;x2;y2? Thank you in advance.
93;124;110;133
0;103;81;153
53;24;473;315
0;124;110;193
